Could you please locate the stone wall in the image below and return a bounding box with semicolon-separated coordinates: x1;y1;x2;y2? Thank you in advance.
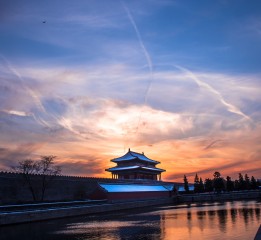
0;172;175;204
175;191;261;203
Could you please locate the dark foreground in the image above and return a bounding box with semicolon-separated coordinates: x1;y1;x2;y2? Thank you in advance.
0;200;260;240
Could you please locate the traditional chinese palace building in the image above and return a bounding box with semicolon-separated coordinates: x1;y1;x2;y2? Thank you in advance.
105;149;166;181
89;150;175;201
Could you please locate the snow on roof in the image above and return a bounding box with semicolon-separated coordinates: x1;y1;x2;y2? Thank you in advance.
106;165;165;172
112;152;136;162
112;150;159;164
106;166;140;171
99;183;170;193
142;166;166;172
130;151;159;163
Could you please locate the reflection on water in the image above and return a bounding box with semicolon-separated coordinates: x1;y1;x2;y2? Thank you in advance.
0;200;260;240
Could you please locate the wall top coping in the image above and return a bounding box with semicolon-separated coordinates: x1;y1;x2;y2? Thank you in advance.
0;171;174;184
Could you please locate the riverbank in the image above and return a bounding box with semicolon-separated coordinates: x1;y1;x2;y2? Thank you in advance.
0;198;172;226
1;190;260;226
175;190;261;203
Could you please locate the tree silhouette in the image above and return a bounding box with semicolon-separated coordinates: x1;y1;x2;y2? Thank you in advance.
12;156;61;201
238;173;245;190
194;173;200;193
12;159;39;201
199;177;204;193
250;176;258;189
244;174;251;190
38;156;61;201
204;178;213;192
234;180;240;190
226;176;234;192
213;171;225;193
183;175;189;193
213;171;221;179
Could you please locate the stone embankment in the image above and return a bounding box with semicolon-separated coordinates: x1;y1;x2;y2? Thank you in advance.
0;198;172;226
1;191;260;226
174;190;261;203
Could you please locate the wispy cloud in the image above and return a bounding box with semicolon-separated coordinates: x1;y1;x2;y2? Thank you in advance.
174;65;252;121
204;139;224;150
1;109;31;117
0;143;44;170
1;63;260;179
0;54;52;129
0;55;45;111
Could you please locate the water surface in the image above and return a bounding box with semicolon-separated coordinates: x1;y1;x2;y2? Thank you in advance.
1;200;260;240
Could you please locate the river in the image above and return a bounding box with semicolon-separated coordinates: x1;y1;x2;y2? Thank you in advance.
1;200;260;240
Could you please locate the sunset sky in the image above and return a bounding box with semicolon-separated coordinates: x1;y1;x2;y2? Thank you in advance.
0;0;261;182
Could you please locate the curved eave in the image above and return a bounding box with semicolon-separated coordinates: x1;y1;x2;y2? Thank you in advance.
142;166;166;172
105;166;165;173
111;158;160;164
111;157;136;163
105;166;140;172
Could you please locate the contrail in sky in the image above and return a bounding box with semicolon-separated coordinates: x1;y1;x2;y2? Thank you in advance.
122;2;156;148
174;65;251;121
122;2;153;104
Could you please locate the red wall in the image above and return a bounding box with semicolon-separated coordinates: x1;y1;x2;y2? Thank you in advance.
107;191;170;201
89;189;107;200
89;189;170;201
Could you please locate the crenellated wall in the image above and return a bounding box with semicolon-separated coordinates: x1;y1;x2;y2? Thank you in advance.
0;171;175;204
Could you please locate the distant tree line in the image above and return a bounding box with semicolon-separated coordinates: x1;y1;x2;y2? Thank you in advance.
183;172;260;194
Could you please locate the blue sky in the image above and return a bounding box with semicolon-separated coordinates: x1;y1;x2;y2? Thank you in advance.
0;0;260;181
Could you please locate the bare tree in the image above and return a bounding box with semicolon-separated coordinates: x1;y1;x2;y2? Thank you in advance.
38;156;61;201
12;159;39;201
12;156;61;202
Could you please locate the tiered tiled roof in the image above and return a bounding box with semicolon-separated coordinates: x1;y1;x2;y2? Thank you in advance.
111;149;159;164
107;165;165;172
106;149;165;174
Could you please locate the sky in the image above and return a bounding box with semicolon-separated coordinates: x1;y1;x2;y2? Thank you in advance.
0;0;261;182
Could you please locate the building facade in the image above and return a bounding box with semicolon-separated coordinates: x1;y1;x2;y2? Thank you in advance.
89;183;172;201
105;149;166;181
